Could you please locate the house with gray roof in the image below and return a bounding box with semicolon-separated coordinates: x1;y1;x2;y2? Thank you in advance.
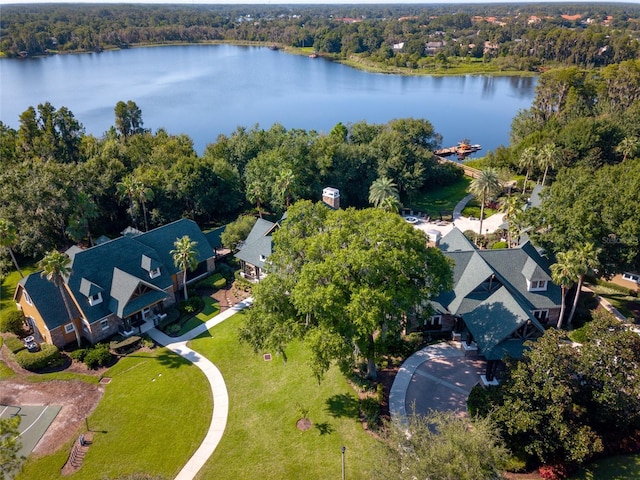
234;218;280;281
14;219;216;348
423;227;562;380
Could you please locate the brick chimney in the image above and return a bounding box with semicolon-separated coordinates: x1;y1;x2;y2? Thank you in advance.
322;187;340;209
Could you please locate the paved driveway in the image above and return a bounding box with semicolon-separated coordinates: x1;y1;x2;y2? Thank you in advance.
390;342;485;420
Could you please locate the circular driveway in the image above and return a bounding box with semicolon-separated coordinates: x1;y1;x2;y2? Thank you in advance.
390;342;485;420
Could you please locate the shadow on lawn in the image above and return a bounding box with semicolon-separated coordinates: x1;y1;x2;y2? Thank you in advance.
315;422;334;435
325;393;360;419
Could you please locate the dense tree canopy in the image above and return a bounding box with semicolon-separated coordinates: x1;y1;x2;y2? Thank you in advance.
239;200;452;380
485;311;640;471
376;412;509;480
527;159;640;277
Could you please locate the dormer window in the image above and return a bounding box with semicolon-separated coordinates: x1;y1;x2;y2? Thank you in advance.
260;254;266;262
149;267;161;279
528;280;547;292
89;292;103;306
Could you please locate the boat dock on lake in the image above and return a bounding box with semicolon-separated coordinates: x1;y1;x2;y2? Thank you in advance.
434;141;482;159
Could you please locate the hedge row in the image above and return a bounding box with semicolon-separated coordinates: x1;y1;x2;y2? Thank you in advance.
14;344;61;371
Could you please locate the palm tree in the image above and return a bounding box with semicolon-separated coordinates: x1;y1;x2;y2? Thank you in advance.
518;146;537;193
380;195;402;213
567;243;600;327
499;195;524;248
276;169;296;208
550;250;577;329
116;175;140;229
368;177;400;208
538;143;560;187
39;250;81;347
615;135;640;161
133;181;153;232
171;235;199;301
469;168;501;238
247;180;266;219
0;219;24;278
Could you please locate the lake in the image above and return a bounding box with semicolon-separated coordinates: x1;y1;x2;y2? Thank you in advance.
0;44;536;155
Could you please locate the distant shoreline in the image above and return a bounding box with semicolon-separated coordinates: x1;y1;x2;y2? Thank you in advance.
2;40;538;78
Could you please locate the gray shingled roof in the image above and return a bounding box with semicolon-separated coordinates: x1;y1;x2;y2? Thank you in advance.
439;227;476;253
108;268;168;318
234;218;277;268
521;256;552;282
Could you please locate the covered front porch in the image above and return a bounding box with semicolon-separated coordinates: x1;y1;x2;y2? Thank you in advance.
239;261;266;282
121;301;168;336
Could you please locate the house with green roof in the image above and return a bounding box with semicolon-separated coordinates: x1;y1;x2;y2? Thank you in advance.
14;219;217;348
424;227;562;380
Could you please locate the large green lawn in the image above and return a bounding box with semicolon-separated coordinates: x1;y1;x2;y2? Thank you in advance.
1;264;37;319
189;313;379;480
408;176;472;218
17;349;212;480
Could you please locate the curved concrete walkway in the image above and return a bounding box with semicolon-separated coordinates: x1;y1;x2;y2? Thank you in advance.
146;297;253;480
389;342;484;423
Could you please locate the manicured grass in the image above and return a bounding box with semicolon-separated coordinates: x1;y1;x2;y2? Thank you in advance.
178;296;221;335
189;313;379;480
462;198;499;219
17;348;212;480
1;264;37;319
587;284;637;320
408;177;472;218
570;454;640;479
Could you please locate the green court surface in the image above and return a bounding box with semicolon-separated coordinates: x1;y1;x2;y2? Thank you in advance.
0;404;62;458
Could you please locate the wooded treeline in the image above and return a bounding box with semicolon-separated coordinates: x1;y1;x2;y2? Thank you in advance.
2;3;640;70
0;109;459;276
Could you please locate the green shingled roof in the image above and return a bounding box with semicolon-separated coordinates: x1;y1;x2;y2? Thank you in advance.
435;227;560;360
135;218;214;276
204;225;226;250
16;273;80;331
79;278;104;297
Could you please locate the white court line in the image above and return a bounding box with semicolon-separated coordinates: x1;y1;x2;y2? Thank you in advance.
0;405;9;417
17;406;49;438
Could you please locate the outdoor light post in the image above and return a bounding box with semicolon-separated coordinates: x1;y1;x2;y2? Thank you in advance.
341;446;346;480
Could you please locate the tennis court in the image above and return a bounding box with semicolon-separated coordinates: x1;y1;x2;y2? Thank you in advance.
0;404;62;458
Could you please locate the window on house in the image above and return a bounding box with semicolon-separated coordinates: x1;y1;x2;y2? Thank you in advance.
149;267;161;279
424;315;442;327
622;273;639;283
532;310;549;322
24;290;33;306
529;280;548;291
100;319;109;331
64;323;75;334
259;254;266;262
89;292;103;306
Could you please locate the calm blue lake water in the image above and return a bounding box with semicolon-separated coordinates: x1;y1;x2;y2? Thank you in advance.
0;44;536;155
